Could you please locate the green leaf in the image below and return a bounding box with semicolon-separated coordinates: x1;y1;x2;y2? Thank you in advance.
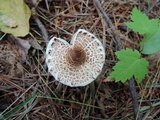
125;7;159;34
0;0;31;37
109;48;149;83
141;28;160;54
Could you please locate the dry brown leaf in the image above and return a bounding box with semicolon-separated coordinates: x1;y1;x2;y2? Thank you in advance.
0;42;24;77
15;37;31;63
28;38;42;50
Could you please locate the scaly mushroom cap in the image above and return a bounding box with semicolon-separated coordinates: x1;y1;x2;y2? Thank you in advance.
46;29;105;87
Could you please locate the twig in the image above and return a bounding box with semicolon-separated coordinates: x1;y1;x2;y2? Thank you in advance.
32;8;49;46
93;0;141;119
93;0;122;50
31;7;49;71
31;1;49;45
128;78;140;120
147;0;160;13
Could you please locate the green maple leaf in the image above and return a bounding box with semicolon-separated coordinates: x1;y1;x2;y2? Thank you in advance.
109;48;149;83
141;28;160;54
125;7;159;34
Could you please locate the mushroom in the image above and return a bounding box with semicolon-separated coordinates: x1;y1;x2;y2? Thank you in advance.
46;29;105;87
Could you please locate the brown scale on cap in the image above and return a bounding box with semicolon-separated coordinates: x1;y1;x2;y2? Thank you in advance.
67;46;86;66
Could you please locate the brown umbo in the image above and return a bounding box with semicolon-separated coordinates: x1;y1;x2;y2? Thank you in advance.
67;46;86;66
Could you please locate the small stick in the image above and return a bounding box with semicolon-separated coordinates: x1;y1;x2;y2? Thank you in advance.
147;0;160;13
128;78;140;120
32;8;49;46
32;8;49;71
93;0;141;119
93;0;122;50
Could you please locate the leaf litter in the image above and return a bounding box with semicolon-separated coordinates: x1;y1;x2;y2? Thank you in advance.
0;0;160;119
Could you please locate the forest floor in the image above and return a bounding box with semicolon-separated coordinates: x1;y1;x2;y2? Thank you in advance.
0;0;160;120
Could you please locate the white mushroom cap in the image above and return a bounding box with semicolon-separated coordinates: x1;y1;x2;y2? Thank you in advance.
46;29;105;87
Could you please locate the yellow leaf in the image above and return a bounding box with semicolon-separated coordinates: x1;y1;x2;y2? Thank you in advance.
0;0;31;37
1;15;18;28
